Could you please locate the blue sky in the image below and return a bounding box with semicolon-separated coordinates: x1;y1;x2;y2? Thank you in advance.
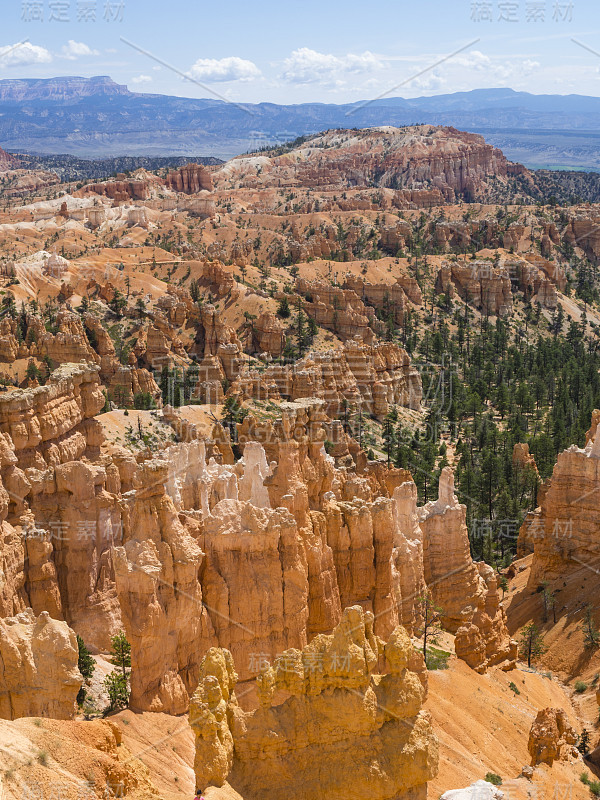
2;0;600;102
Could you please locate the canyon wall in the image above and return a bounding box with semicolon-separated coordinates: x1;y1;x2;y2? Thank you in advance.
518;425;600;586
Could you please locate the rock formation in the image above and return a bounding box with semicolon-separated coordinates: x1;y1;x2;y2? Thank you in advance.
165;163;213;194
528;708;578;766
231;340;422;419
215;126;528;202
75;179;150;203
190;606;439;800
517;425;600;586
295;277;378;342
0;146;17;170
0;364;123;651
109;419;516;715
441;259;513;316
0;608;80;720
419;469;517;673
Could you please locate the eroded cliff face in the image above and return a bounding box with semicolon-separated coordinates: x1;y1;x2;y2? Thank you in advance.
109;408;514;716
231;339;422;419
517;424;600;586
0;363;123;655
190;606;439;800
419;469;517;673
0;363;513;723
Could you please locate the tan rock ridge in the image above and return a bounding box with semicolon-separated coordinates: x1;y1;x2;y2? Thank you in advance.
517;422;600;586
295;277;378;342
231;340;422;419
0;364;123;651
165;163;213;194
190;605;439;800
0;361;105;469
214;126;528;202
419;468;517;673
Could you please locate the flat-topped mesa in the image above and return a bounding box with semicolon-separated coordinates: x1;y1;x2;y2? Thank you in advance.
0;608;81;720
217;126;528;202
190;605;439;800
419;468;517;673
518;419;600;586
0;362;105;469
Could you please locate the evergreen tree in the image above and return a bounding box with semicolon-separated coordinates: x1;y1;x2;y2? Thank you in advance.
109;631;131;679
416;590;443;668
76;635;96;680
582;605;600;649
519;622;545;668
277;296;291;319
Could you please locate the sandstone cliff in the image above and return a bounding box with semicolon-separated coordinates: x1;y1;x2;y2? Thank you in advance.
419;469;517;673
517;426;600;586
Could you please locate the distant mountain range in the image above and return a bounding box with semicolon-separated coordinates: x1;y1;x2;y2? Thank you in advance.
3;76;600;169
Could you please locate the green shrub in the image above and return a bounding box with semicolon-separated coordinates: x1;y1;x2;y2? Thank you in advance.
508;681;521;695
575;680;587;694
425;646;450;671
485;773;502;786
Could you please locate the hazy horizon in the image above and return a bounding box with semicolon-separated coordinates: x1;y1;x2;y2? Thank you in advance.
2;0;600;106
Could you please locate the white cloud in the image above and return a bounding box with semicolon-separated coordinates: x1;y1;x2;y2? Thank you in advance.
61;40;99;60
131;74;152;84
453;50;492;71
281;47;385;85
188;56;261;83
0;42;52;67
411;72;448;93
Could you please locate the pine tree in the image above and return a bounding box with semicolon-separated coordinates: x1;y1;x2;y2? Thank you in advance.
104;671;129;712
519;622;545;668
416;590;443;668
103;631;131;712
582;605;600;649
76;635;96;680
578;729;591;755
277;296;291;319
109;631;131;679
